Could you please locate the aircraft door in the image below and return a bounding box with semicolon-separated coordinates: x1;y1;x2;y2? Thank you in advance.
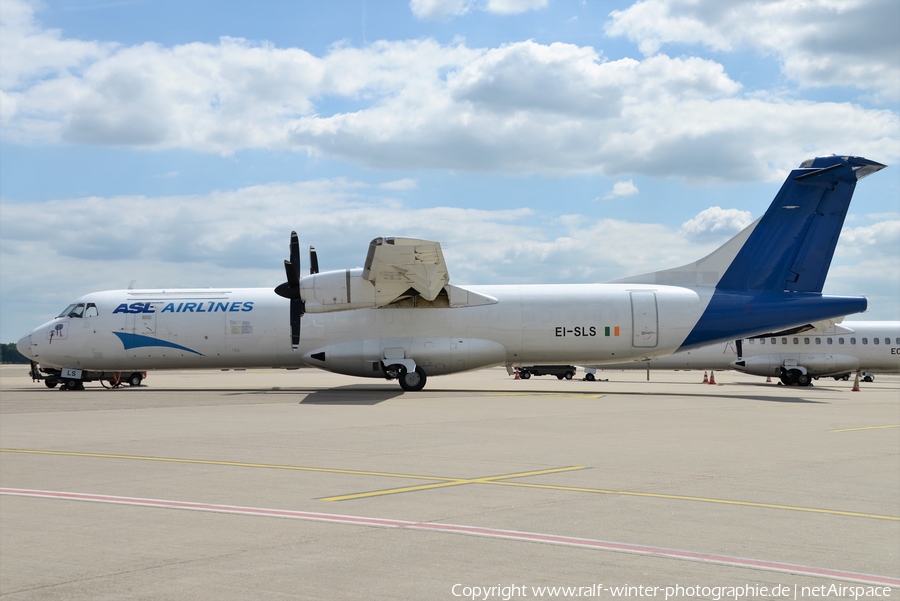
630;291;658;348
126;307;158;358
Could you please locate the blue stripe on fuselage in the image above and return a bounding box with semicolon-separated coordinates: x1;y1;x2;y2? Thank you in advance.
112;332;204;356
680;290;868;350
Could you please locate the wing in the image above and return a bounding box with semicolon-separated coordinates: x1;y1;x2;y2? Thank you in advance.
362;237;450;304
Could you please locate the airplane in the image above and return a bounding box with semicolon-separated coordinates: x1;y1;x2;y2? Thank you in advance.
580;320;900;386
15;155;886;392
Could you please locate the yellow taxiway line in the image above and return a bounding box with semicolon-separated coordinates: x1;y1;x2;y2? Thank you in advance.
830;424;900;433
3;448;896;521
319;466;588;501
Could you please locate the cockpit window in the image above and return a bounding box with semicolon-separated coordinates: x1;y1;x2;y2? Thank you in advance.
84;303;98;318
57;304;77;318
58;303;86;318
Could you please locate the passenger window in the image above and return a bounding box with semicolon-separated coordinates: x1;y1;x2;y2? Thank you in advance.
783;338;789;345
803;337;809;344
771;338;777;344
760;338;765;345
749;339;755;345
838;338;844;344
826;337;832;344
84;303;98;318
816;337;821;344
862;337;868;344
874;338;879;344
851;338;856;344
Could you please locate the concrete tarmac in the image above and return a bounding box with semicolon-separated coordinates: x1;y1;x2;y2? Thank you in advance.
1;364;898;600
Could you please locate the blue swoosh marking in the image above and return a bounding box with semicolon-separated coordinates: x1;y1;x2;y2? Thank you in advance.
113;332;204;356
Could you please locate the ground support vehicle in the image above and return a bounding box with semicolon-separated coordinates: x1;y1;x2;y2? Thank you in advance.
516;365;577;380
29;362;146;390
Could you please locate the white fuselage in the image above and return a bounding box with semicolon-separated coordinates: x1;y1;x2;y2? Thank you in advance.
20;284;711;378
591;321;900;376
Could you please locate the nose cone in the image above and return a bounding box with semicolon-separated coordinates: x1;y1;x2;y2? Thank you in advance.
16;334;33;359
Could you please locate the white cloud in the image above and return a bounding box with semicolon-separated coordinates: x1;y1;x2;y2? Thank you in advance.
2;0;898;181
410;0;546;20
379;178;418;190
486;0;549;15
410;0;475;19
680;206;753;237
605;0;900;102
602;179;639;199
834;220;900;259
0;0;115;90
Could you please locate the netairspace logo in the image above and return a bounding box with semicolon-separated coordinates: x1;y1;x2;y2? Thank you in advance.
450;583;894;600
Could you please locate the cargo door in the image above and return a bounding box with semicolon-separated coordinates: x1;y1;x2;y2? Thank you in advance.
126;308;158;358
630;291;658;348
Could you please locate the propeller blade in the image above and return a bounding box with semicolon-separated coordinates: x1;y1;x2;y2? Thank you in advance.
284;259;298;287
290;298;302;350
736;339;743;359
309;246;319;275
290;231;300;281
275;231;306;350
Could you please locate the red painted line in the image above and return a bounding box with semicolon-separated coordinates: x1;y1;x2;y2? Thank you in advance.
3;487;897;588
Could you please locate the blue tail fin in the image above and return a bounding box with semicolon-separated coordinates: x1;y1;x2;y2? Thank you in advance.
611;156;884;350
716;155;885;293
613;155;885;293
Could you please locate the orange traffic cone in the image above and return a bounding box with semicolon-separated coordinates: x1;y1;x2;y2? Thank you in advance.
765;375;772;383
702;371;708;383
851;373;860;392
514;367;521;380
708;371;717;385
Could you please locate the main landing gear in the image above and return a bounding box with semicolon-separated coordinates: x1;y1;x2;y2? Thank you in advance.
779;368;812;387
383;363;428;392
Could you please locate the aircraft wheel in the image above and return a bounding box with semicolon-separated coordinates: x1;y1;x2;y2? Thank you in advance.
45;378;58;389
520;371;531;379
565;371;574;380
779;372;793;386
863;375;873;383
585;373;595;382
63;379;83;390
398;367;427;392
842;374;850;381
128;373;143;387
796;373;811;387
556;374;564;380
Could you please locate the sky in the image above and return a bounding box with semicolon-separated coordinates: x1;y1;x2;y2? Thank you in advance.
1;0;898;343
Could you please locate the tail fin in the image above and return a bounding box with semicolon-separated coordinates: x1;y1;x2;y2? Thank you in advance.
614;156;885;292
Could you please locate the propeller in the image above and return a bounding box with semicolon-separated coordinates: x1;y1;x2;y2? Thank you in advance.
735;339;743;359
274;231;303;350
309;246;319;275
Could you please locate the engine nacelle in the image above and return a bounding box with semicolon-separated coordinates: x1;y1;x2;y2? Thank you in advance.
302;338;507;378
732;354;860;377
299;268;377;313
